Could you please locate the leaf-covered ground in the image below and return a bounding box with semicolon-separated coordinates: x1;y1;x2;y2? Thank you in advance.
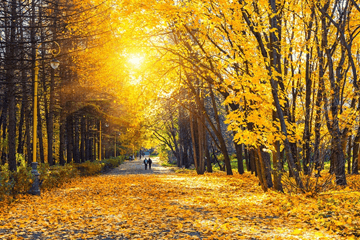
1;167;359;239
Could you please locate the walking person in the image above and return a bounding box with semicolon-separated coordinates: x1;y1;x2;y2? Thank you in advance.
144;158;148;170
148;158;152;170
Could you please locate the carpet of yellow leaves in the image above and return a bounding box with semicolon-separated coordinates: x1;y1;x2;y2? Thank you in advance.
0;172;359;239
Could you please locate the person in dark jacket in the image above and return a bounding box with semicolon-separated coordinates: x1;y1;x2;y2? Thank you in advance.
144;158;148;170
148;158;152;170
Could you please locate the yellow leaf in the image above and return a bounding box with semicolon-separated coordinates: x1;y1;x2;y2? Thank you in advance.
292;229;302;235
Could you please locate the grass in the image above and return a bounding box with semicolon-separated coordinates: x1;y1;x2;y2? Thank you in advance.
161;162;177;167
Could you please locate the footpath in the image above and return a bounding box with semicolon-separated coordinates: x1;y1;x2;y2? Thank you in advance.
103;156;175;176
0;157;343;240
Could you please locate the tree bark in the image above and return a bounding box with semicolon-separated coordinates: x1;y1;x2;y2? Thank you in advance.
6;0;18;171
81;116;86;162
347;135;352;174
74;116;80;163
234;141;244;174
59;113;66;165
353;129;360;174
1;95;8;165
66;115;73;163
37;101;45;164
204;133;212;172
272;141;283;192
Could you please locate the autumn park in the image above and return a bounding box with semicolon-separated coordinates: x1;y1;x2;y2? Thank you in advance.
1;0;360;239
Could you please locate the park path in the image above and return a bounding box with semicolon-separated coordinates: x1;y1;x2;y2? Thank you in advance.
0;157;344;240
103;156;175;176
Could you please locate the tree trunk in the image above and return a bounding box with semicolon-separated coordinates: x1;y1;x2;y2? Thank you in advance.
272;141;283;192
255;147;267;191
262;148;273;188
6;0;18;171
37;102;45;164
1;95;8;165
74;116;80;163
17;23;27;157
25;107;32;165
59;115;66;165
46;66;55;166
204;133;212;172
234;141;244;174
347;135;352;174
89;137;94;161
190;111;200;172
302;6;315;175
249;149;257;176
353;129;360;174
81;117;86;162
66;115;73;163
84;118;91;161
244;146;250;171
197;105;205;174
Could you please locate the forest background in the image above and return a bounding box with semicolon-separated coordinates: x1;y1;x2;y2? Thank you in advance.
0;0;360;204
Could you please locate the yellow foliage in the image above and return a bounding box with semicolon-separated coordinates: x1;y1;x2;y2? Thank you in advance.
1;172;358;239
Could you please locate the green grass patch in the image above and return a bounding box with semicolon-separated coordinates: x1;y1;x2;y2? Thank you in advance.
161;162;177;167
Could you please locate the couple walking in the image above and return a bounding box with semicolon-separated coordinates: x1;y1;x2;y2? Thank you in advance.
143;158;152;170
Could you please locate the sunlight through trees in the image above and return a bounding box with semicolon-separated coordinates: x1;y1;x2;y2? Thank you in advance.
1;0;360;238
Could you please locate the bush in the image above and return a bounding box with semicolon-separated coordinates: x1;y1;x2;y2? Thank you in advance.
101;156;125;169
11;165;33;195
0;156;125;202
0;164;13;201
281;172;336;196
74;161;103;176
0;161;33;198
39;163;79;189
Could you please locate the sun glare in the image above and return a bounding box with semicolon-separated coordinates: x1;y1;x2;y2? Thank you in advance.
128;54;144;68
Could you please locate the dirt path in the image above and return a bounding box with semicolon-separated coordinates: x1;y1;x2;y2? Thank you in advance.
103;156;176;176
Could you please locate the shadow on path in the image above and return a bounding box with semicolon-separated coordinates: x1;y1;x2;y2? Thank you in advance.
103;156;175;175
